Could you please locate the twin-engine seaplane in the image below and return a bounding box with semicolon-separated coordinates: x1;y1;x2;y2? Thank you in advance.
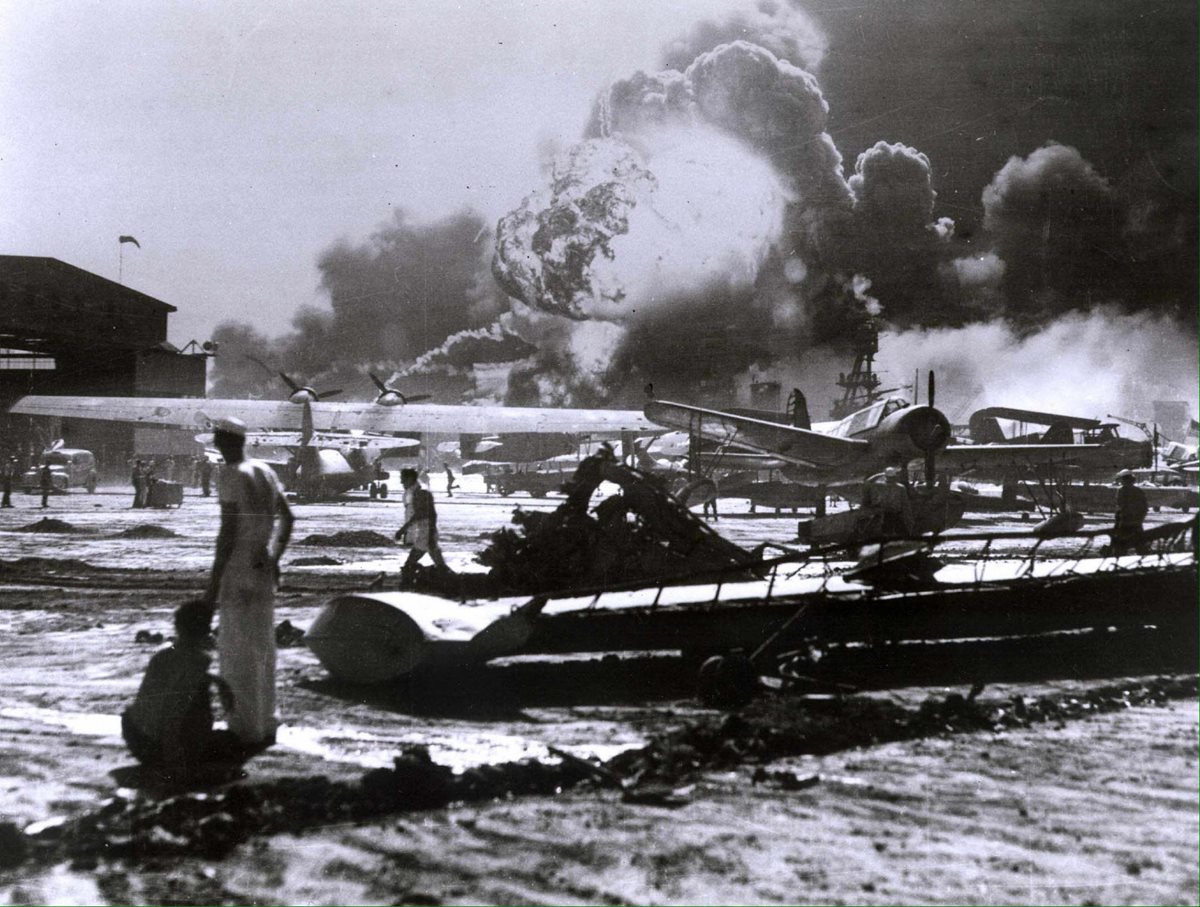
9;382;654;438
8;375;658;502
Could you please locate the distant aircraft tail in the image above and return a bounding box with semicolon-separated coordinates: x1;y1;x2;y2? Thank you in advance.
1040;420;1074;445
787;389;811;430
968;414;1007;445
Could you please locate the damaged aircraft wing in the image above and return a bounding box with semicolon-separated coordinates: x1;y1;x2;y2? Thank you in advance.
8;395;657;436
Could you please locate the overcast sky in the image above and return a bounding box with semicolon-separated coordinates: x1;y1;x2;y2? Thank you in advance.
2;0;742;344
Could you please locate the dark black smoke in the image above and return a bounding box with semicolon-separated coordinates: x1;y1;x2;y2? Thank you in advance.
210;209;504;399
660;0;827;74
211;0;1195;416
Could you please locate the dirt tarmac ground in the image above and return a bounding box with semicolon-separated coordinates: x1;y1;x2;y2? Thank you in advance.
0;479;1195;905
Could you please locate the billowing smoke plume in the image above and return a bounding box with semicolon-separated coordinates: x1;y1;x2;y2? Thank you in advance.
399;317;537;380
210;209;504;399
845;142;958;326
738;309;1199;428
210;3;1193;420
879;309;1200;426
980;143;1127;321
660;0;827;74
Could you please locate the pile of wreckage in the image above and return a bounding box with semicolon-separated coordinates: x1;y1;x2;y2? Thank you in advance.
305;448;1199;708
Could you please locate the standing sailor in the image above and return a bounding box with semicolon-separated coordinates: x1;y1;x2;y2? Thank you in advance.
204;417;294;749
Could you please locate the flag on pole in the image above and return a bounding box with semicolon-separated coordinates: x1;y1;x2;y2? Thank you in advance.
118;235;141;248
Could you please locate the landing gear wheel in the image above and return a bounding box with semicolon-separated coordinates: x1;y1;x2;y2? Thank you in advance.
697;653;758;710
379;483;388;499
369;483;379;500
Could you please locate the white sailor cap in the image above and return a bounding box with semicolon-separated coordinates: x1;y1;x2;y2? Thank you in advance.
884;466;900;477
211;416;247;437
1116;468;1134;479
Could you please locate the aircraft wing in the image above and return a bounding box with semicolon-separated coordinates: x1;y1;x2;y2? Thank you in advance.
941;443;1123;471
196;431;421;453
9;395;656;436
970;407;1101;430
644;400;868;469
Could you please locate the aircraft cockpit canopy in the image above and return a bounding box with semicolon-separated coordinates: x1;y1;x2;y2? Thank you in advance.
1084;424;1123;443
833;397;910;438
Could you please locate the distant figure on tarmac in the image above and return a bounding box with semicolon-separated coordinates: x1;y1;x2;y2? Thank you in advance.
131;460;144;508
862;466;914;538
1;457;16;508
444;463;457;498
205;416;294;751
122;600;241;774
1112;469;1148;554
199;457;214;497
396;467;447;585
39;463;52;509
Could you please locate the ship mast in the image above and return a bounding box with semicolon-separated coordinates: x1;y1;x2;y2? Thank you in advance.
830;317;883;420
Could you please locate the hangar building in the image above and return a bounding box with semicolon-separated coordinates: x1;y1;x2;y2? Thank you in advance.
0;255;208;479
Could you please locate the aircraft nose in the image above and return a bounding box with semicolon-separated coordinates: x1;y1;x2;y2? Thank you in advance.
903;406;951;453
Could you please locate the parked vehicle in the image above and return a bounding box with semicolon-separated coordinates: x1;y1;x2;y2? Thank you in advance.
22;448;97;494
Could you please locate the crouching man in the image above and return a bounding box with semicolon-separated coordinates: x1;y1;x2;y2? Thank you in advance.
122;600;241;775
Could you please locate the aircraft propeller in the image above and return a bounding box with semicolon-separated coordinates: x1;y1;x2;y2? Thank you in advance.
924;370;938;487
280;372;342;403
369;373;431;406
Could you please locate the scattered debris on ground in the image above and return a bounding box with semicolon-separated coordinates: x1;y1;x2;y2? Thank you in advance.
472;451;754;595
298;530;395;548
13;675;1193;870
0;556;97;574
274;620;305;648
287;555;344;567
608;675;1199;785
13;519;85;534
114;525;178;540
133;631;164;645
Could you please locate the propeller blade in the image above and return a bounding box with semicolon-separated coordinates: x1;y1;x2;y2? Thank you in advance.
279;372;301;392
925;449;936;488
316;389;343;400
927;370;936;410
369;373;388;392
405;394;431;403
300;400;314;446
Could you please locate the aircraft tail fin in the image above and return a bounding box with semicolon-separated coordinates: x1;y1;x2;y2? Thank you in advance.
787;389;811;430
968;414;1007;445
1041;420;1074;445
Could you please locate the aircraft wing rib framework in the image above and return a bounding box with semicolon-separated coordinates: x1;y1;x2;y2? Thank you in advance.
644;400;867;470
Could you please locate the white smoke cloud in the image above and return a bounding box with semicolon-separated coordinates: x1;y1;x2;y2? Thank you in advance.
879;309;1199;424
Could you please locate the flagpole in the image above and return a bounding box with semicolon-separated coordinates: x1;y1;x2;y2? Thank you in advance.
119;241;124;284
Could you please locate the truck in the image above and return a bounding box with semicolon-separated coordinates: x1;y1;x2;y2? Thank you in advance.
22;448;98;494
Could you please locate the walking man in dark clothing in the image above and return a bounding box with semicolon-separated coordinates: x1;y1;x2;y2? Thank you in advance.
199;457;214;497
131;460;145;508
39;463;52;508
1;458;15;508
1113;469;1148;554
